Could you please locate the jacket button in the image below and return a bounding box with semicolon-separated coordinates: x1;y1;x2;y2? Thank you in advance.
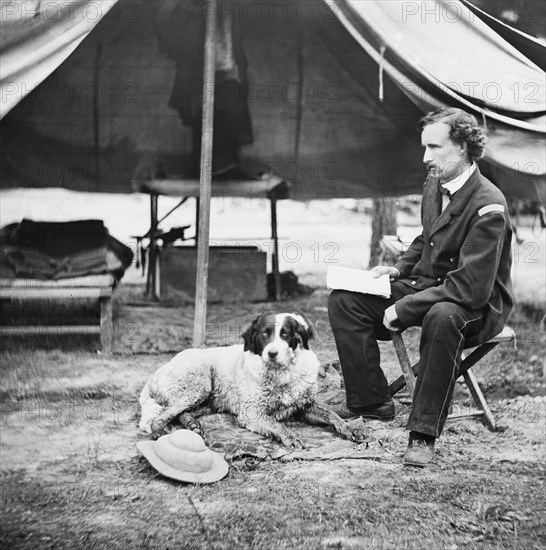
411;281;417;286
437;277;443;283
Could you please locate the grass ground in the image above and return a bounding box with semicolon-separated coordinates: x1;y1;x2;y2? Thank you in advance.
1;289;544;550
1;191;545;549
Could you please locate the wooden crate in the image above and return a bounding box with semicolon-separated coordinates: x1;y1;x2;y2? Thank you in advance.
159;246;267;302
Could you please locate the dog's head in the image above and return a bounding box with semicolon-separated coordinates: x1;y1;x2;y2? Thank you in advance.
242;312;313;367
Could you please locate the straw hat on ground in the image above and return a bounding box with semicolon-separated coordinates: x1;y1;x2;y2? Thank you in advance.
137;429;229;483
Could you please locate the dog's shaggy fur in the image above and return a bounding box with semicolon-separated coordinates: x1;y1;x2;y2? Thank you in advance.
139;312;364;448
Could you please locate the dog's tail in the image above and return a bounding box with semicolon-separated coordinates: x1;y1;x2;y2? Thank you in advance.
138;382;163;434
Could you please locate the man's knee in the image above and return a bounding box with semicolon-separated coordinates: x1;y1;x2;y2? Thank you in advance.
422;302;465;329
328;290;354;316
328;290;377;326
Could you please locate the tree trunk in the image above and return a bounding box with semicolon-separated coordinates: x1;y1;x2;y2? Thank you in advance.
369;197;398;268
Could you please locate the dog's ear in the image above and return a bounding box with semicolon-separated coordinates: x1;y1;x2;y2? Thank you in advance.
242;316;262;354
290;313;313;350
295;323;312;350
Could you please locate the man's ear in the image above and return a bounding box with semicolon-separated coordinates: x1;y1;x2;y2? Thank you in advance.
241;316;261;354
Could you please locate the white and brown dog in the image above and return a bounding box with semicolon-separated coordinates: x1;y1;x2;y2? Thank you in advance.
139;312;364;448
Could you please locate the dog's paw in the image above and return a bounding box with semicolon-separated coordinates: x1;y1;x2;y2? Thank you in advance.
139;423;153;434
150;423;178;439
150;419;168;435
346;425;367;444
150;430;165;441
178;413;204;436
281;431;305;450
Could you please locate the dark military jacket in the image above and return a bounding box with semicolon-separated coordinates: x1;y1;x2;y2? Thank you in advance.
393;167;514;337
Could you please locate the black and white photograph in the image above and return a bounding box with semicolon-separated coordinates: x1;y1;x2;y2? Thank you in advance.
1;0;545;548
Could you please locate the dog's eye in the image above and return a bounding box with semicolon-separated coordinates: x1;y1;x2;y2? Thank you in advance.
280;329;288;339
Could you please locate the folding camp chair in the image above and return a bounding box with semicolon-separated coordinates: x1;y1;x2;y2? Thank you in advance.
388;327;516;431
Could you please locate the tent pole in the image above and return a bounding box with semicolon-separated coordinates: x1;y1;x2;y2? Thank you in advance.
194;197;200;246
147;193;159;301
270;197;281;301
193;1;217;346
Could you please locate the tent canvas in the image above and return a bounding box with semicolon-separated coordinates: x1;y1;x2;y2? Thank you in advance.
1;0;545;202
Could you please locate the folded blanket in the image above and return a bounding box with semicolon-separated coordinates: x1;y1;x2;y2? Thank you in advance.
12;219;108;258
0;220;133;280
0;245;108;279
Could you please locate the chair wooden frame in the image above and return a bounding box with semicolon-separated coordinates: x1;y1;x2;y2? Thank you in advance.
388;327;516;431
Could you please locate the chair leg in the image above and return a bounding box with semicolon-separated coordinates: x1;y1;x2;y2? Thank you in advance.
389;330;502;431
462;369;497;431
100;296;113;356
390;331;416;397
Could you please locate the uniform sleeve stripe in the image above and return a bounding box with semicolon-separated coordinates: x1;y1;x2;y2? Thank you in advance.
478;204;504;217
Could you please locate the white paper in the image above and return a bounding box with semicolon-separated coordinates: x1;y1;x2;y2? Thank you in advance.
326;266;391;298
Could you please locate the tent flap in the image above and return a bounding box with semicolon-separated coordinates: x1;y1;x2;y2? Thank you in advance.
0;0;118;119
0;0;544;202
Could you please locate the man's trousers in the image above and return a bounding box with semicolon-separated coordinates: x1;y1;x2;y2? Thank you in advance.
328;282;496;437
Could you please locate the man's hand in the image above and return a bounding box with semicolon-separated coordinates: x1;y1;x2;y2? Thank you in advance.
371;266;400;281
383;304;401;332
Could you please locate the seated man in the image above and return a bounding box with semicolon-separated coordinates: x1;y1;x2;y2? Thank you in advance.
328;107;514;467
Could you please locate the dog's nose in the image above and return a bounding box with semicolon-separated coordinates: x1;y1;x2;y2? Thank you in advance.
268;349;278;359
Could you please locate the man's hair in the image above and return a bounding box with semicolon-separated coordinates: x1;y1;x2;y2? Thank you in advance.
418;108;486;161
